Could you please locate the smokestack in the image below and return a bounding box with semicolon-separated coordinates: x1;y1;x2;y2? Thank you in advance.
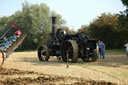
52;16;56;38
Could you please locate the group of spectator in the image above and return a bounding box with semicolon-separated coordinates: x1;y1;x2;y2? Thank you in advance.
97;40;128;59
124;43;128;58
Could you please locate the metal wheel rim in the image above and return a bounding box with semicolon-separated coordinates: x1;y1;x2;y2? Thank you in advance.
38;45;49;61
0;50;4;67
41;46;47;61
38;46;46;61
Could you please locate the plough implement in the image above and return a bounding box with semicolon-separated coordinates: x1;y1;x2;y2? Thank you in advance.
0;23;26;67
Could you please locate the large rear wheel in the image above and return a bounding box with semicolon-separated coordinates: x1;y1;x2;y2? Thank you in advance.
38;45;50;61
61;40;79;63
0;50;4;67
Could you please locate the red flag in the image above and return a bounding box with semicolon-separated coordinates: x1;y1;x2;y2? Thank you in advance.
11;22;18;28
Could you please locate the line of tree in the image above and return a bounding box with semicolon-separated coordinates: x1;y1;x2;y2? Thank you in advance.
78;0;128;49
0;2;65;50
0;0;128;50
78;13;121;49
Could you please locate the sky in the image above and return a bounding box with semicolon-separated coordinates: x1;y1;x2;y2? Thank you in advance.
0;0;126;30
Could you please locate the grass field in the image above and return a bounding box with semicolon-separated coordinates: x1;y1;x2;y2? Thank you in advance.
1;49;128;85
75;49;128;84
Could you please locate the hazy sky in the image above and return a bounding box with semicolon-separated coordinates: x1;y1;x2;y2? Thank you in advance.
0;0;126;30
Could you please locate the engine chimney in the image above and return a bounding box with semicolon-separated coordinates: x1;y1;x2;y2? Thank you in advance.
52;16;56;38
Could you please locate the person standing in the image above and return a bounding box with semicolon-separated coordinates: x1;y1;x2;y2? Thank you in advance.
101;41;106;59
97;40;106;59
124;43;128;59
97;40;102;58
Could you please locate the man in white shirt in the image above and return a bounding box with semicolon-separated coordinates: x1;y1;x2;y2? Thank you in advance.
124;43;128;59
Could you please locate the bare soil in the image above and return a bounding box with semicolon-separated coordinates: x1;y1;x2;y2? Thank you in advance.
0;67;116;85
0;51;128;85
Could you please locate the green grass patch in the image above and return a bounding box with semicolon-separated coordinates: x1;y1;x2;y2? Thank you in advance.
106;49;125;54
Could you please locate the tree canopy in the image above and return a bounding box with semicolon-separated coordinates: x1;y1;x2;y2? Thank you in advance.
0;0;128;50
0;2;65;50
77;0;128;49
121;0;128;7
78;13;125;49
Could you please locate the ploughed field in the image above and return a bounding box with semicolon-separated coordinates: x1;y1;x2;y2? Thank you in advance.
0;50;128;85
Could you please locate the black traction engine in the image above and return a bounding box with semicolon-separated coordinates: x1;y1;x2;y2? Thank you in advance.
38;17;98;63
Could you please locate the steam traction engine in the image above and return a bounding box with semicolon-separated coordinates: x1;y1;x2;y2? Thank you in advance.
38;17;98;63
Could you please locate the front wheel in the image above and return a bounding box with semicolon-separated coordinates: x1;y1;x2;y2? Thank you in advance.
38;45;50;61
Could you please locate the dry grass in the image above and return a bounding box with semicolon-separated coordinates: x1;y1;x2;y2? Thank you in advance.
2;49;128;85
